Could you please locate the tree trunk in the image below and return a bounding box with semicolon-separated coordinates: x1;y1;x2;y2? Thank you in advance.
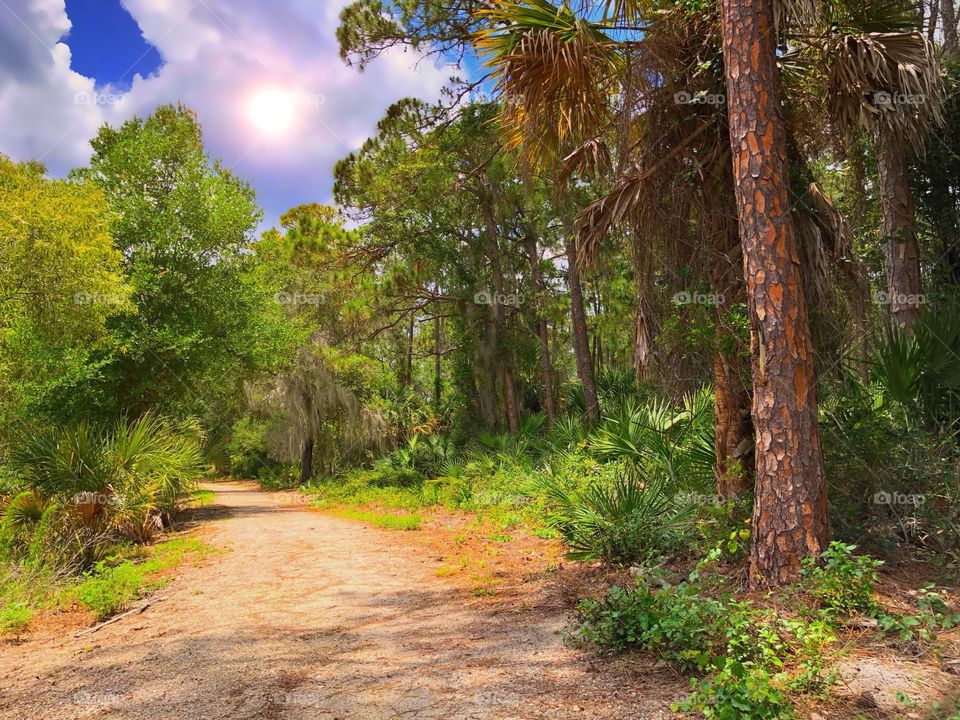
524;233;557;427
929;0;940;42
721;0;831;586
299;436;314;485
703;159;754;499
433;313;442;409
565;234;600;423
404;314;415;387
484;202;520;433
877;129;924;332
945;0;959;53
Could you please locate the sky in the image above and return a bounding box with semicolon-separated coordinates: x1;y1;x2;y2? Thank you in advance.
0;0;454;229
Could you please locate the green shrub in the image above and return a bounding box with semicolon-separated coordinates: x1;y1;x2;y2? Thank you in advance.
801;542;881;617
677;662;795;720
228;417;279;479
71;560;153;620
66;537;209;620
4;414;204;567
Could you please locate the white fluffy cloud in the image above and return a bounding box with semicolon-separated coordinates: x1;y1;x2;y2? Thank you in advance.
0;0;452;227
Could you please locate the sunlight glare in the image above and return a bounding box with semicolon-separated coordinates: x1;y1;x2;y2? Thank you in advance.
246;87;297;137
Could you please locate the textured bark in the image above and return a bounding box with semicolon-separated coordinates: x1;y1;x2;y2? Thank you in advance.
877;128;924;332
721;0;830;586
524;233;557;427
565;234;599;424
403;315;415;388
703;160;754;499
929;0;940;42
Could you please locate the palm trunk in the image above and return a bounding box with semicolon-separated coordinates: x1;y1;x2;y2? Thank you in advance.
721;0;831;586
565;234;600;423
524;233;557;426
703;160;754;499
877;129;923;332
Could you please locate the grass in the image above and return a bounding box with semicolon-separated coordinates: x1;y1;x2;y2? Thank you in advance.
188;488;216;506
0;603;31;636
66;537;213;620
0;536;213;632
337;508;422;531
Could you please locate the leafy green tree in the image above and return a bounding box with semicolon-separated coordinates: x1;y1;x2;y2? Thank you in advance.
73;104;292;421
0;156;131;425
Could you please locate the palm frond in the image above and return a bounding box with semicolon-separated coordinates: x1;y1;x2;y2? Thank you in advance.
473;0;621;160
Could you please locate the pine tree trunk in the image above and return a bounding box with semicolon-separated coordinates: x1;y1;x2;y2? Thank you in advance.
721;0;831;586
877;129;923;332
565;234;599;424
525;233;557;426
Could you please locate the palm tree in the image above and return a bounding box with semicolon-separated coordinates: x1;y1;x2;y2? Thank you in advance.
476;0;758;496
794;0;943;331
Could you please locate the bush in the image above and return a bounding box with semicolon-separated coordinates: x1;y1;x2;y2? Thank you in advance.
801;542;881;617
228;417;279;479
536;467;693;564
2;415;204;569
0;602;31;636
678;663;794;720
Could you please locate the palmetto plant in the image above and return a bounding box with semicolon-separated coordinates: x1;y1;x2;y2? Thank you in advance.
872;308;960;430
4;415;204;553
591;388;717;492
535;466;694;562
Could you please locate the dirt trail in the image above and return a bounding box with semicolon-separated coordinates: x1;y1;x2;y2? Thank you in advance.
0;481;677;720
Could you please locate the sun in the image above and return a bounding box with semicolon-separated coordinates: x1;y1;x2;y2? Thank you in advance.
246;87;297;137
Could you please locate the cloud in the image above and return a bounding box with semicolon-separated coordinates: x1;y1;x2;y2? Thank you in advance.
0;0;452;228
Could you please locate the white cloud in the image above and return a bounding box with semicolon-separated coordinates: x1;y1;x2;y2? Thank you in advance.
0;0;452;227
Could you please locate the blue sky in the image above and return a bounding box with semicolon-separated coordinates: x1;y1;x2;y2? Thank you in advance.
0;0;454;229
62;0;163;89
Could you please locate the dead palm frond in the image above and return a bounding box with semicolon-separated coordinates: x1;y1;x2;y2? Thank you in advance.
559;136;612;183
791;0;942;149
820;31;943;147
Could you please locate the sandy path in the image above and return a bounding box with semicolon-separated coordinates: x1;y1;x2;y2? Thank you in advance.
0;481;677;720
